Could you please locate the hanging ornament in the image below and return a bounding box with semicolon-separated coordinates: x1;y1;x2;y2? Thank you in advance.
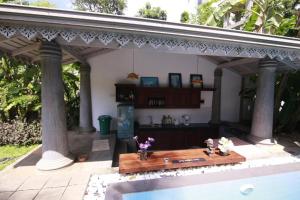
127;48;139;80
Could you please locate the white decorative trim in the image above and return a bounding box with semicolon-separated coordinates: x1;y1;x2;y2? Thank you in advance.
0;24;299;61
60;30;77;43
40;28;59;42
19;26;37;40
79;31;97;44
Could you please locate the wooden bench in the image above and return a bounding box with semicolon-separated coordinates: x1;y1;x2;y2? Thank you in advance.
119;148;246;174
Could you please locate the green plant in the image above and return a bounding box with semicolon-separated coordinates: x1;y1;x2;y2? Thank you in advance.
73;0;127;14
137;2;167;20
0;56;80;128
180;11;190;23
0;120;41;145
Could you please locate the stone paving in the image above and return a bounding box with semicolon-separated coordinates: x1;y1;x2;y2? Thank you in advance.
0;132;116;200
0;131;299;200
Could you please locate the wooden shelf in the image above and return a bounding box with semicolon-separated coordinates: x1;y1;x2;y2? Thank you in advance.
115;84;215;108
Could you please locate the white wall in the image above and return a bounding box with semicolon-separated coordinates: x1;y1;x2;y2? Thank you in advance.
88;48;241;130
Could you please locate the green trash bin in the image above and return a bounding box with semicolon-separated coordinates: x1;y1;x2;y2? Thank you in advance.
98;115;112;135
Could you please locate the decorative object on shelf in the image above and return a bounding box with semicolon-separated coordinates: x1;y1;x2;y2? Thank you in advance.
140;77;159;87
115;84;136;102
148;97;166;107
190;74;203;88
133;136;155;160
127;48;139;81
182;114;191;126
161;115;174;126
204;138;214;156
218;137;234;156
169;73;182;88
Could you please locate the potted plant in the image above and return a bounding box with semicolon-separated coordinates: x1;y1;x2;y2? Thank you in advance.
133;136;155;160
218;137;234;156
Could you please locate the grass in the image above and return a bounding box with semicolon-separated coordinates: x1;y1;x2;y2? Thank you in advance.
0;144;39;171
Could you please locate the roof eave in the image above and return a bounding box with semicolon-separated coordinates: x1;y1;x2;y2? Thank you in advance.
0;4;300;50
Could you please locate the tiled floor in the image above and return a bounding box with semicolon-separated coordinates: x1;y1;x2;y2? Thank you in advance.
0;131;299;200
0;132;117;200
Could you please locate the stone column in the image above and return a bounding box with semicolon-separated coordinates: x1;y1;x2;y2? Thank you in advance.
36;41;73;170
79;64;95;132
211;68;223;124
248;59;277;144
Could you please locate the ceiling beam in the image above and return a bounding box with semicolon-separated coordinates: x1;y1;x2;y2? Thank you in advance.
277;59;299;71
12;41;41;57
218;58;259;68
84;48;117;60
60;45;87;64
198;55;221;65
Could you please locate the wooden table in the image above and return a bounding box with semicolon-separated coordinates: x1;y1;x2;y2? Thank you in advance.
119;149;246;174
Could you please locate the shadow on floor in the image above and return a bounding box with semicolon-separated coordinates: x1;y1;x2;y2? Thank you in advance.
13;131;117;168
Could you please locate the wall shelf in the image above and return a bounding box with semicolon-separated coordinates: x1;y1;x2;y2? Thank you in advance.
115;84;215;108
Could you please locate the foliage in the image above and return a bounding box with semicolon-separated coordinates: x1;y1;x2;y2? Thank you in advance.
0;57;41;122
0;120;41;145
0;0;54;7
180;11;190;23
63;63;80;129
137;2;167;20
0;0;29;5
0;56;80;129
73;0;126;14
193;0;300;134
204;0;246;27
276;71;300;133
30;0;56;8
0;144;38;171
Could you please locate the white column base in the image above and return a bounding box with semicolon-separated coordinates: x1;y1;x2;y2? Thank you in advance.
247;134;277;145
36;151;73;170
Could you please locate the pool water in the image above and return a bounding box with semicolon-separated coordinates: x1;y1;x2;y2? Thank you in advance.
123;171;300;200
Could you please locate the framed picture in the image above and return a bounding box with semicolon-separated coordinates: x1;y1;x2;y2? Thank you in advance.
190;74;203;88
140;77;159;87
168;73;182;88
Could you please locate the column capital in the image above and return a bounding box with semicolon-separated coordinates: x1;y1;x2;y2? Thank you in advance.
259;59;278;69
39;41;61;58
80;63;91;73
214;68;223;76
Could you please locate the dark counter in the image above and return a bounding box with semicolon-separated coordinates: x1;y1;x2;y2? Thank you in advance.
136;123;219;150
138;123;215;130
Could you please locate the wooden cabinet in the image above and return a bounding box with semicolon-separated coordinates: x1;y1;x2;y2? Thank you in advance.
116;84;215;109
137;124;219;150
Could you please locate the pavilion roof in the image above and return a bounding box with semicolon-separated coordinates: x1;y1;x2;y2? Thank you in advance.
0;4;299;73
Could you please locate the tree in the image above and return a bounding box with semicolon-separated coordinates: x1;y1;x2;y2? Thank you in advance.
0;56;80;128
0;0;55;8
195;0;300;134
137;2;167;20
180;11;190;23
0;0;29;5
30;0;55;8
73;0;126;14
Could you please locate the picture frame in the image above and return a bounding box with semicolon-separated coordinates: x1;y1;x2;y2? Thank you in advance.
140;77;159;87
190;74;203;88
168;73;182;88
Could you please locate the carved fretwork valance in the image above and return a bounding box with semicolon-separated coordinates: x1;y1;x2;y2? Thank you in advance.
1;24;299;61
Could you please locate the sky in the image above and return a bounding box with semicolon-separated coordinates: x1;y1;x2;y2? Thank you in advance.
28;0;200;22
29;0;73;10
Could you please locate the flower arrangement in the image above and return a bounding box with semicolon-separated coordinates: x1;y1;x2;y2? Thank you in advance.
218;137;234;156
204;138;214;156
133;136;155;160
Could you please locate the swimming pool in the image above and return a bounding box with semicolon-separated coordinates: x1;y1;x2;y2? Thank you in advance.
122;171;300;200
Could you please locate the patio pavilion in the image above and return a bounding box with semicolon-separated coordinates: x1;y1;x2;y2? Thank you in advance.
0;4;299;170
